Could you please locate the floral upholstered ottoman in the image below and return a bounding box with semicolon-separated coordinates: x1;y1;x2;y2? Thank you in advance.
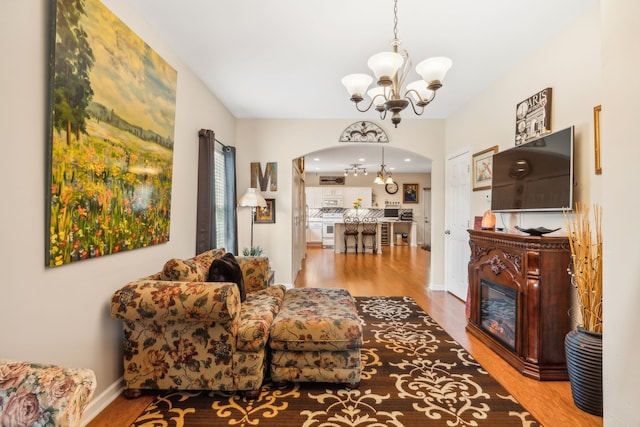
269;288;362;387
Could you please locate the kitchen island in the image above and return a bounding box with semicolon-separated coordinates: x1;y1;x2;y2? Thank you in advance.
334;220;416;254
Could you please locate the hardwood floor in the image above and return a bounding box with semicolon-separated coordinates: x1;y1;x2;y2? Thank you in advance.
88;246;602;426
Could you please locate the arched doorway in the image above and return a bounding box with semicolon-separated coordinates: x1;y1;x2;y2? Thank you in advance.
292;144;432;281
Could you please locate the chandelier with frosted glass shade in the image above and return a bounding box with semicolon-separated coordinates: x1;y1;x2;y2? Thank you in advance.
374;147;393;185
341;0;452;128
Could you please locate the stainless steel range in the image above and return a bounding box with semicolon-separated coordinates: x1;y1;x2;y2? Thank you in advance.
322;212;343;248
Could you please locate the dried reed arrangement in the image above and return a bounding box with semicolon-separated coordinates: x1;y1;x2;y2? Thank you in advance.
564;203;603;333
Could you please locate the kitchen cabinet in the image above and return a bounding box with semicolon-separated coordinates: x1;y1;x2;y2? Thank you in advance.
322;187;344;197
306;186;372;209
305;187;323;208
306;219;323;244
343;187;372;208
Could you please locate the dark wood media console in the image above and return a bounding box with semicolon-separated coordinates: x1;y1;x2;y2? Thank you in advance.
466;230;571;380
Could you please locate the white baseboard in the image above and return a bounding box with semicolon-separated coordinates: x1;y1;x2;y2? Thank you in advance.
429;282;445;291
81;376;124;426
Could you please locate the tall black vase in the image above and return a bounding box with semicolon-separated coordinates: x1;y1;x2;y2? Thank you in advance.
565;327;603;416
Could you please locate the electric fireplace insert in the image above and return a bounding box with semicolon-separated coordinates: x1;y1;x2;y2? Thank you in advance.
480;278;517;350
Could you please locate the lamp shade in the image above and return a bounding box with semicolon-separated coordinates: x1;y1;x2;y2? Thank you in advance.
341;73;373;98
238;187;267;208
368;51;404;83
367;86;389;107
406;80;434;103
415;56;453;87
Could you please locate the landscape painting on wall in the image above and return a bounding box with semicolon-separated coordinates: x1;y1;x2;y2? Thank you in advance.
46;0;177;267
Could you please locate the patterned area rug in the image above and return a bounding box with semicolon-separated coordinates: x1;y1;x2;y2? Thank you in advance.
132;297;541;426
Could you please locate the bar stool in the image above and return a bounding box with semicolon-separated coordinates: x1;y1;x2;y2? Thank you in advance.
343;216;359;254
361;217;377;254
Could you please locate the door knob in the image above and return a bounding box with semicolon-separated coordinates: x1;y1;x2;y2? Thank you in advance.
444;230;451;235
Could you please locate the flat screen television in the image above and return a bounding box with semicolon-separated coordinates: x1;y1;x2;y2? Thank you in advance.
491;126;574;212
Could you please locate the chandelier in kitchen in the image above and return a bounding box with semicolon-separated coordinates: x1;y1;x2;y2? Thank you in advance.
373;147;393;185
341;0;452;128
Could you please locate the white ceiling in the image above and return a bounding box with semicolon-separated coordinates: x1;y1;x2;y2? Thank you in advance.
306;143;430;176
127;0;598;173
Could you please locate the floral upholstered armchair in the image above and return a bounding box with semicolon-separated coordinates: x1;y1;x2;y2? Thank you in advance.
110;249;285;398
0;360;96;426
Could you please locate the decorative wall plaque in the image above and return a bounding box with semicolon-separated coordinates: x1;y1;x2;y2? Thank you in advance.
251;162;277;192
515;87;552;145
319;176;345;185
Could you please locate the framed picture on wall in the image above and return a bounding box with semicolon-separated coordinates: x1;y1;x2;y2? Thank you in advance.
255;199;276;224
402;184;419;203
472;146;499;191
45;0;177;267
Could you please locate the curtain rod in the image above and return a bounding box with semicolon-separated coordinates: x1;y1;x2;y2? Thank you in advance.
199;128;227;148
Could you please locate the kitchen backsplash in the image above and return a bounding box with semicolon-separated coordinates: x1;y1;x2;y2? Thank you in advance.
309;208;414;220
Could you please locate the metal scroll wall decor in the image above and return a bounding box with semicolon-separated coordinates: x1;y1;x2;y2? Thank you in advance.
339;121;389;143
46;0;177;267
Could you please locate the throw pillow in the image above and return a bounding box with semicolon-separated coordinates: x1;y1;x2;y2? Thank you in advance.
207;252;246;302
160;258;207;282
192;248;226;271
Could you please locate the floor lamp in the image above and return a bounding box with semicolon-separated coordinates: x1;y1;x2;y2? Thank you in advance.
238;187;267;250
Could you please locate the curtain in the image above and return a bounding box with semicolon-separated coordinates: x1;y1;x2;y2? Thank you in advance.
196;129;238;255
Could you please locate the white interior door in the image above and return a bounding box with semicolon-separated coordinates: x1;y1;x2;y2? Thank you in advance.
422;188;431;248
445;150;471;300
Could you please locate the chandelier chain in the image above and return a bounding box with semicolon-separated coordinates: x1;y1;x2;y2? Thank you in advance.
393;0;399;40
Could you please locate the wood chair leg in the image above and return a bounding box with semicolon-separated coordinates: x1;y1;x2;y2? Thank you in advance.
244;389;261;399
272;380;290;389
123;389;142;399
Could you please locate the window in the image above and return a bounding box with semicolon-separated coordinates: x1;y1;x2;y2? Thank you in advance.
214;144;226;249
196;129;237;255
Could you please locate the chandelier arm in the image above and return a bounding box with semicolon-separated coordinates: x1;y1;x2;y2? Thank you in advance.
405;87;437;104
353;98;377;113
426;89;438;104
406;96;425;116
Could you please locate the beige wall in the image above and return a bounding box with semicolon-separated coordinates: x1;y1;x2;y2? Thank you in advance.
446;6;602;233
0;0;236;415
601;1;640;424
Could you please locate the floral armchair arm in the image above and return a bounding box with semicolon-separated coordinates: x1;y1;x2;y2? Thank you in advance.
110;280;241;323
0;360;96;426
